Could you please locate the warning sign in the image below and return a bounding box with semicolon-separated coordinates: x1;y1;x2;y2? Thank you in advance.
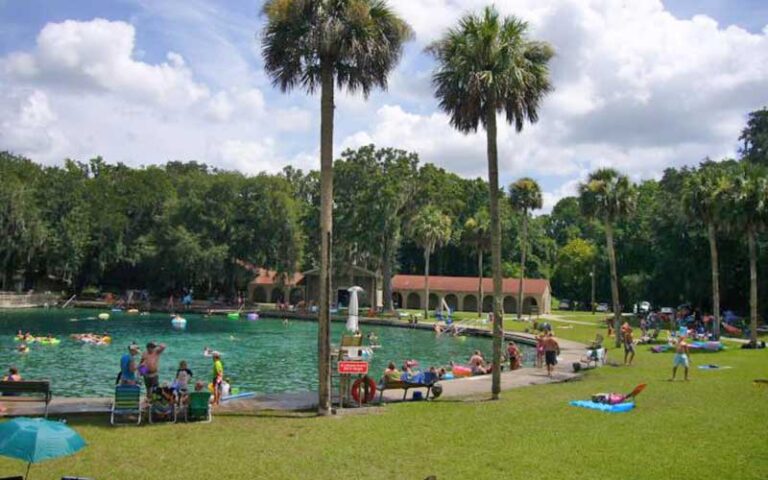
338;361;369;374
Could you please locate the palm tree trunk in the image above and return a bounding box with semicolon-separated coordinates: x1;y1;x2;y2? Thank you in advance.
605;222;622;347
748;224;758;344
382;236;394;312
517;211;528;321
477;249;483;318
707;222;720;339
424;248;431;319
317;63;334;416
486;100;503;400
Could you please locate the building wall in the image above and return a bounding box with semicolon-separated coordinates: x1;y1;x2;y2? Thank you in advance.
391;288;550;314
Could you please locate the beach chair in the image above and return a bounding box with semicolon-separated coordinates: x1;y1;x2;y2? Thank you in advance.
185;391;212;423
148;386;177;424
110;384;141;426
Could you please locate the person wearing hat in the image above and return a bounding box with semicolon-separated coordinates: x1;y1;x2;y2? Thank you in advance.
211;352;224;406
118;343;141;385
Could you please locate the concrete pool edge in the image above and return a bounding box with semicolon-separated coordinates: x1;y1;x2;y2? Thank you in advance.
1;326;587;417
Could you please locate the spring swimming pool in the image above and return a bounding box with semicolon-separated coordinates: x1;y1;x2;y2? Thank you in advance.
0;308;534;397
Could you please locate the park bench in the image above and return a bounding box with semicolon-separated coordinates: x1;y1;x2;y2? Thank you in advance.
377;378;437;403
0;380;52;418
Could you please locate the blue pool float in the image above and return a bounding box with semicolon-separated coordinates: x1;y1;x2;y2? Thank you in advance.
569;400;635;413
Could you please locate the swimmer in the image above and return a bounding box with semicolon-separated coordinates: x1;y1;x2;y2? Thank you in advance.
17;343;29;353
203;346;213;357
282;318;289;327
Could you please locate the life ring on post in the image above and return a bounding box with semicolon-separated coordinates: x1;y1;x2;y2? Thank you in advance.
350;376;377;404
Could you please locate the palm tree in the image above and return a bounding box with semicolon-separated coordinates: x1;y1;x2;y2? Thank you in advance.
428;6;553;399
509;177;542;320
578;169;635;347
408;205;452;319
727;162;768;344
463;210;491;318
261;0;412;415
682;161;730;339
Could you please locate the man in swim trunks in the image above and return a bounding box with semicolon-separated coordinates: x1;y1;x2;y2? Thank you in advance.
119;343;140;385
542;333;560;377
671;336;691;381
140;342;166;398
623;327;635;366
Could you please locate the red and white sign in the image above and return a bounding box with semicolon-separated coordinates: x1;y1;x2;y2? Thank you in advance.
338;361;369;374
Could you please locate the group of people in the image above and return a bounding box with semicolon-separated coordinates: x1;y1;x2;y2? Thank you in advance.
118;342;226;406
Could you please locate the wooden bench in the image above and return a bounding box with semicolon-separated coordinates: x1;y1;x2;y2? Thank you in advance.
378;379;435;403
0;381;52;418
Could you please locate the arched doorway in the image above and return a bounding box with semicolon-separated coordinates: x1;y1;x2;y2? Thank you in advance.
482;295;494;313
523;296;538;314
252;286;267;303
392;292;403;309
289;287;304;305
270;288;284;303
406;292;421;309
463;294;477;312
503;296;517;314
428;293;439;310
444;294;458;311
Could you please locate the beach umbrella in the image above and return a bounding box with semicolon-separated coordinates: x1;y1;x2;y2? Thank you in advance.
346;286;364;333
0;417;86;479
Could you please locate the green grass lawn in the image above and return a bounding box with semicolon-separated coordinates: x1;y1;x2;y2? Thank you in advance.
2;315;767;479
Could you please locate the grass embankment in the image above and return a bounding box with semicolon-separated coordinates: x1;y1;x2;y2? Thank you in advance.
1;312;766;479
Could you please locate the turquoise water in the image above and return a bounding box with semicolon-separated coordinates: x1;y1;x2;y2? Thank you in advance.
0;309;534;397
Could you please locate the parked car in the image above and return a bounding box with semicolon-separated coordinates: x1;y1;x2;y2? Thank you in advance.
638;301;651;314
596;302;610;312
660;307;675;315
558;299;571;310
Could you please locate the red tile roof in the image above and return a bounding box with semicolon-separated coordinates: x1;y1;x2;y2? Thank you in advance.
249;269;304;286
392;274;549;295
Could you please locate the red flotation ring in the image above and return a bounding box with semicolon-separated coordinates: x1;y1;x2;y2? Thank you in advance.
350;376;377;404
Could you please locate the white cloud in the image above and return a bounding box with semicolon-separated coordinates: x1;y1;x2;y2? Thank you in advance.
4;19;210;108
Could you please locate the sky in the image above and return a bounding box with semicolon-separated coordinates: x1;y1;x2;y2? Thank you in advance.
1;0;767;211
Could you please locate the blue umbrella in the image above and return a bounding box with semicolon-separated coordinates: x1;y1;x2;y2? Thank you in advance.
0;417;86;479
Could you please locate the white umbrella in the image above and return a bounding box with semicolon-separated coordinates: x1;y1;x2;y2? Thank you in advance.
346;286;364;333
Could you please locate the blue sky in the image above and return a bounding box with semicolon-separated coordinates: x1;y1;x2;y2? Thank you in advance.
1;0;767;210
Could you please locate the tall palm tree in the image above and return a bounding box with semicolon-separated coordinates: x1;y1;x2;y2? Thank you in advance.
509;177;542;320
463;210;490;317
408;205;452;319
727;162;768;344
428;6;553;399
682;160;730;339
578;169;635;347
261;0;412;415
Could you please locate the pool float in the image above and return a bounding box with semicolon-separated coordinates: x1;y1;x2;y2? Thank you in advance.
246;312;259;321
227;312;240;320
127;309;139;314
569;400;635;413
451;365;472;377
171;317;187;329
38;338;60;345
351;377;377;404
690;341;724;352
98;313;110;320
111;308;123;313
442;372;455;380
222;391;257;402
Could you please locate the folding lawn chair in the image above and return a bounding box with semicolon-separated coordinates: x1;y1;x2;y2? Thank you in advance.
185;391;212;423
148;386;177;424
110;384;141;426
